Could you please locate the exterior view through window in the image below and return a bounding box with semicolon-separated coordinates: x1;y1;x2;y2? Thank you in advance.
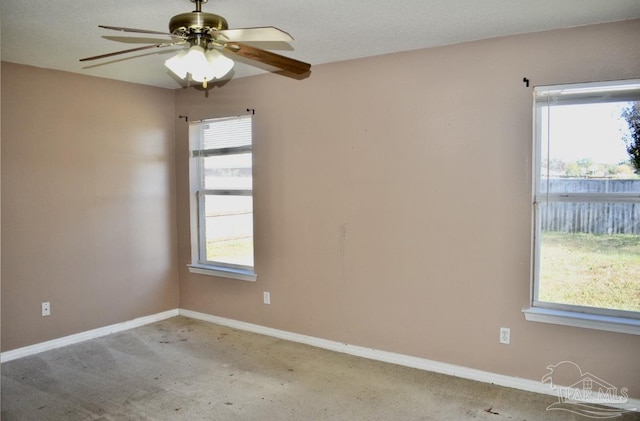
533;80;640;318
190;115;254;273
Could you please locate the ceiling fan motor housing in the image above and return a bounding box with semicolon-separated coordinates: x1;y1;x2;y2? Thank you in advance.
169;12;229;35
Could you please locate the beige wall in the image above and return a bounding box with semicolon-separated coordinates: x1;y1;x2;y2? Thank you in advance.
1;64;179;350
176;20;640;396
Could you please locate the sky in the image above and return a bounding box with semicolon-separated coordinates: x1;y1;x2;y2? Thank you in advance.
541;101;633;165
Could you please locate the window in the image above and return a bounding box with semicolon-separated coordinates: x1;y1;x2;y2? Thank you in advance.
525;80;640;334
187;115;256;281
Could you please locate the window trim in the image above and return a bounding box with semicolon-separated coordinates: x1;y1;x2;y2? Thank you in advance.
525;79;640;334
187;116;257;281
187;263;257;282
522;307;640;335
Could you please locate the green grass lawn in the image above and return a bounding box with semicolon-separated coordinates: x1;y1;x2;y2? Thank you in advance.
539;232;640;312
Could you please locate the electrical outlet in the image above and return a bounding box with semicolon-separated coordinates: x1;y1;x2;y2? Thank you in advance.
499;327;510;344
263;292;271;305
42;302;51;317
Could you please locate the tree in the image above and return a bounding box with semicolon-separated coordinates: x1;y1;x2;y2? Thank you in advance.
621;101;640;174
565;161;582;177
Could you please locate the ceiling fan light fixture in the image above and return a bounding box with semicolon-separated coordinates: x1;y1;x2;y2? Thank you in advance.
164;50;189;79
164;45;207;81
183;44;209;73
165;45;233;87
205;49;234;78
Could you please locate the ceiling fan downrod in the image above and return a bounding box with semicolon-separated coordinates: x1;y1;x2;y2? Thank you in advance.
191;0;207;13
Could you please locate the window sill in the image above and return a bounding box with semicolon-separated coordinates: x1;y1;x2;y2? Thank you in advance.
187;264;257;282
522;307;640;335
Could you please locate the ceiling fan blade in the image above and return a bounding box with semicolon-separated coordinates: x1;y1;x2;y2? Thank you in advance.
99;25;183;38
225;42;310;74
79;42;185;62
217;26;293;42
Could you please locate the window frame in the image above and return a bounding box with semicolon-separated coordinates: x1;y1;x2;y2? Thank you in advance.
523;79;640;334
187;115;257;282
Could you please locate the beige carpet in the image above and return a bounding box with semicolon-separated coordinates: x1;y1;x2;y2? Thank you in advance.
2;316;637;420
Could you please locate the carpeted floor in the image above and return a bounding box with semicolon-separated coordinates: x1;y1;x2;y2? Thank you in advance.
1;316;637;420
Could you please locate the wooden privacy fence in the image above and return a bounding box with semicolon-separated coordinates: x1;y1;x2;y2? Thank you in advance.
539;179;640;235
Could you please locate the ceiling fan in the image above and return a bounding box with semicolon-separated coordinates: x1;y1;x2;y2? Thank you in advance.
80;0;311;88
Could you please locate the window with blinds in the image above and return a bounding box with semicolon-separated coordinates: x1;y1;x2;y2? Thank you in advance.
188;115;256;281
531;79;640;322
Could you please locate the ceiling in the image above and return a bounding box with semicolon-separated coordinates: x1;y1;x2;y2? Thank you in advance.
2;0;639;89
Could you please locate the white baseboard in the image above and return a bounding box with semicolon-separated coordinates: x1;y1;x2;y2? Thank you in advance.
0;309;179;363
179;308;640;412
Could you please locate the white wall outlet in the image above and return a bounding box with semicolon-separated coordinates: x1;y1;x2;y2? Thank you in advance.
263;291;271;305
41;302;51;317
499;327;510;344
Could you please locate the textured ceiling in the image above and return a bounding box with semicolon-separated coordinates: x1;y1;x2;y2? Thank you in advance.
2;0;640;89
